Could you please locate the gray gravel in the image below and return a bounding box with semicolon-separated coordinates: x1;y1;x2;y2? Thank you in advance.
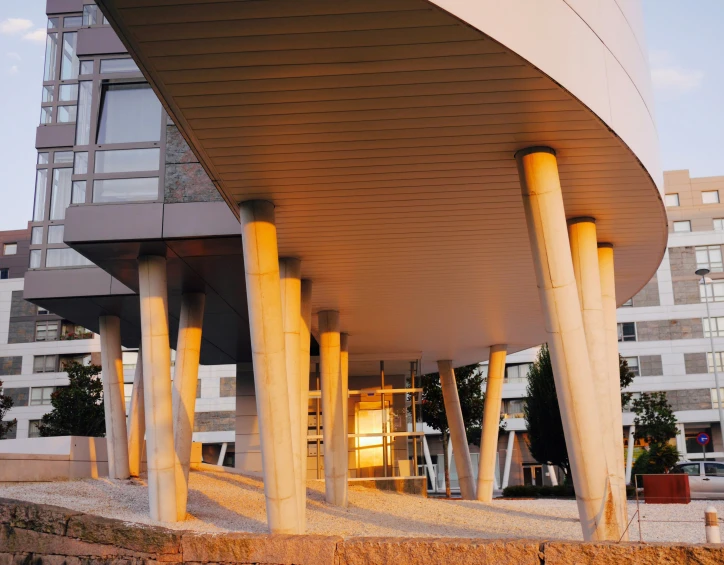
0;469;719;542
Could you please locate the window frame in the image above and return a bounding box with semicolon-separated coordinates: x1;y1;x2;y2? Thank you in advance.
665;193;680;207
618;322;637;342
33;355;58;373
703;190;721;205
624;356;640;377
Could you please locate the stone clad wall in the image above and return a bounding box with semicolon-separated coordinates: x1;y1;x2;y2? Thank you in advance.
3;498;724;565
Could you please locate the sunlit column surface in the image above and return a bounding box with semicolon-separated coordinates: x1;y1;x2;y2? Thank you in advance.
516;147;620;541
239;200;300;534
280;258;304;525
98;314;130;480
172;291;206;521
598;242;629;535
319;310;348;507
477;345;507;502
437;360;476;500
138;255;177;522
299;279;313;507
127;347;145;478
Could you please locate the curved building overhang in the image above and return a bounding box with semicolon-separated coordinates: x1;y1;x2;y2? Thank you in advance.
96;0;667;373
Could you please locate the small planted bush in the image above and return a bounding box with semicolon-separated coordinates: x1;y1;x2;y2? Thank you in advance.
502;484;575;498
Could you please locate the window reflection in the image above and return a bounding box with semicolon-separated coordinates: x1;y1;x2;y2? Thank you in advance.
58;84;78;101
50;168;72;220
47;225;65;244
33;170;48;221
100;58;140;73
93;177;159;203
43;33;58;81
60;32;79;80
75;81;92;145
95;148;160;173
71;181;86;204
31;227;43;245
46;248;92;268
57;105;77;123
97;83;161;144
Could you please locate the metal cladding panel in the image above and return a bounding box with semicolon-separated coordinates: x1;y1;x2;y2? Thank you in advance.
64;203;164;243
46;0;83;14
35;125;76;149
162;202;239;239
77;27;128;56
23;267;114;301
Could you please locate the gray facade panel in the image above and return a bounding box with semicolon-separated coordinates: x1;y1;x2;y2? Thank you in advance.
162;202;239;239
636;318;703;341
11;291;36;318
77;26;127;56
639;355;663;377
684;352;708;375
633;274;660;307
35;124;75;149
194;411;235;432
666;388;712;412
4;387;29;408
24;268;113;301
8;321;36;344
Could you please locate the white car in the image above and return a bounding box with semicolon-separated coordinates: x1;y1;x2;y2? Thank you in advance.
674;461;724;499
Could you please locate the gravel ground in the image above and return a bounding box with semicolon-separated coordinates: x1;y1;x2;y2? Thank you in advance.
0;469;719;543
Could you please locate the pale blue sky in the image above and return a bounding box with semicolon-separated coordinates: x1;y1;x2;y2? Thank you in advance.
0;1;721;230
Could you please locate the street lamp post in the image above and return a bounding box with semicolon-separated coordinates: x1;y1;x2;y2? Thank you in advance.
696;268;724;448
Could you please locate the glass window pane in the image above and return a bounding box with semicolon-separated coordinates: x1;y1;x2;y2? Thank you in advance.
38;152;49;165
74;152;88;174
93;178;159;203
95;148;160;173
54;151;73;163
665;193;679;207
47;225;64;244
43;33;58;81
60;32;79;80
80;60;94;75
42;85;53;102
703;191;720;204
64;16;82;28
100;58;140;73
31;227;43;245
57;105;77;123
97;83;161;144
71;181;86;204
58;84;78;101
50;168;72;220
45;355;56;371
40;107;52;124
45;248;93;268
673;221;691;233
48;18;58;29
29;249;41;269
75;81;93;145
83;5;98;26
33;169;47;221
4;244;17;256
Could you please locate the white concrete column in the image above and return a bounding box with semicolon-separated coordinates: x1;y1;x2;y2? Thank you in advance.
280;258;304;525
437;360;476;500
569;220;626;536
422;436;437;493
138;255;177;522
477;344;506;502
502;430;515;489
547;464;559;487
676;423;687;458
340;333;349;442
516;146;619;541
172;291;205;521
319;310;348;507
239;200;300;534
299;280;313;496
98;315;130;480
625;425;636;484
127;348;145;478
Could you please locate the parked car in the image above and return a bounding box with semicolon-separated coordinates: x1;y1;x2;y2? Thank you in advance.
673;461;724;499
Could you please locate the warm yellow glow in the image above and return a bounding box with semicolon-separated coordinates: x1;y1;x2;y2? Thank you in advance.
355;401;390;475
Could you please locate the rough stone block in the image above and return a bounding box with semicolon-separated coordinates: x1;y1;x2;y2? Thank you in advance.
164;163;221;204
337;538;541;565
543;541;724;564
0;497;80;535
193;411;235;432
219;377;236;398
181;533;341;565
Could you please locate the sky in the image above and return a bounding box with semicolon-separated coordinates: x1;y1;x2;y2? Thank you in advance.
0;1;722;230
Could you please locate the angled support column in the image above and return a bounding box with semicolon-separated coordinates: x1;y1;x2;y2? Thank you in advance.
598;242;629;533
299;280;313;499
127;348;145;478
477;345;507;502
625;425;636;484
173;291;206;521
569;219;626;537
502;430;515;489
319;310;348;507
437;360;475;500
98;315;130;480
138;255;177;522
280;258;304;525
239;200;300;534
516;146;619;541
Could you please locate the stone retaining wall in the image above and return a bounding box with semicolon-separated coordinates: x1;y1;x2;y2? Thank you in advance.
1;497;723;564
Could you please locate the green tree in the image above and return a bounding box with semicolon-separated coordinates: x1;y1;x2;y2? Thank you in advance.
0;380;16;439
420;364;485;497
38;362;106;437
631;391;679;475
524;345;635;481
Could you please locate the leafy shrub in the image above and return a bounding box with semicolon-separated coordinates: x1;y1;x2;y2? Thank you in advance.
502;484;575;498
